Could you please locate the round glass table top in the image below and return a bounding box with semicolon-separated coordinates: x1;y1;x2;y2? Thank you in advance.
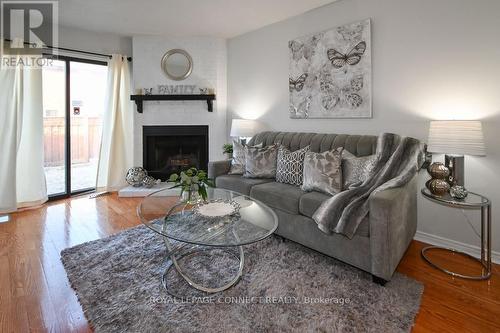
421;188;490;208
137;188;278;247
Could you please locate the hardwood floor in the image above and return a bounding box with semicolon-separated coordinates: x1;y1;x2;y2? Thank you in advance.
0;193;498;332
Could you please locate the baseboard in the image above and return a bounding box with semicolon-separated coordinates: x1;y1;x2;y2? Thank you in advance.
414;231;500;264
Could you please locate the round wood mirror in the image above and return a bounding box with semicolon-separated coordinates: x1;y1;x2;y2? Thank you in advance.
161;49;193;81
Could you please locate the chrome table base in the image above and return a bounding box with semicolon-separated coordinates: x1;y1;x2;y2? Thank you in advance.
421;246;491;280
419;193;492;280
162;244;244;297
161;230;244;297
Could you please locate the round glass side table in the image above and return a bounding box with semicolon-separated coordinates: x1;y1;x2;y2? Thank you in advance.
420;188;492;280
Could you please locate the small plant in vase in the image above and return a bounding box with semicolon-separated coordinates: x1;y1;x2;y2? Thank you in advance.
168;167;214;204
223;143;233;160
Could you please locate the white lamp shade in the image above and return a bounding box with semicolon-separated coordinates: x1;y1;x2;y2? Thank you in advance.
427;120;486;156
230;119;258;137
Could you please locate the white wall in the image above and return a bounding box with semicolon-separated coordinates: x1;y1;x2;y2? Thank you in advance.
132;36;227;165
227;0;500;258
59;25;132;57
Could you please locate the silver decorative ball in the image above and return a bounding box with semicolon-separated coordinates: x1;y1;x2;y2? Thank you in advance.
450;185;468;199
142;175;159;188
126;167;148;187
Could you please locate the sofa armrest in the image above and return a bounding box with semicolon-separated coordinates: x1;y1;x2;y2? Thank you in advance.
208;160;231;180
369;174;418;281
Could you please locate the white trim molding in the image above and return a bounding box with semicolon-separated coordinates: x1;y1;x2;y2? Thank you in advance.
414;231;500;264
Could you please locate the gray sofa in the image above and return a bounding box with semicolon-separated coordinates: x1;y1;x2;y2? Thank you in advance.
208;131;417;284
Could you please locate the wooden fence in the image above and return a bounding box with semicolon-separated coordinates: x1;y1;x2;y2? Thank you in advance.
43;117;102;167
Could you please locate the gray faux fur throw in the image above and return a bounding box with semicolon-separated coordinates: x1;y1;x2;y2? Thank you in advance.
313;133;425;239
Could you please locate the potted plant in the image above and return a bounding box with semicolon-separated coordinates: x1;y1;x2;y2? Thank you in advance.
223;143;233;160
168;167;214;204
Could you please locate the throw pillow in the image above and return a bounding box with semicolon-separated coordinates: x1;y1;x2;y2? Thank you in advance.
243;144;278;178
342;150;378;189
276;145;310;186
229;141;262;175
301;147;343;195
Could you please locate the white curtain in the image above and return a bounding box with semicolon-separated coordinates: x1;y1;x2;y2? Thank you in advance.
96;55;134;191
0;39;47;213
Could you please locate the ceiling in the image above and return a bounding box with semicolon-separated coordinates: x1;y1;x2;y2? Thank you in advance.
58;0;337;39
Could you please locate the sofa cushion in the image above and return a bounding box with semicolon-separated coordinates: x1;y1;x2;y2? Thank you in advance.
299;191;370;237
248;131;377;156
250;182;304;215
299;191;331;218
215;175;273;196
356;217;370;237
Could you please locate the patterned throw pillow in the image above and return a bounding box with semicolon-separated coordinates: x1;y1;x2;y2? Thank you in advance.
302;147;343;195
276;145;310;186
229;141;261;175
243;144;278;179
342;150;378;189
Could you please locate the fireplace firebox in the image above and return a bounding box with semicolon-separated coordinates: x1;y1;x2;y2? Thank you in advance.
143;125;208;181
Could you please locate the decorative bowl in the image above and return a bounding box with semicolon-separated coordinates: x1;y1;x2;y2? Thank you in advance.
126;167;148;187
192;199;241;218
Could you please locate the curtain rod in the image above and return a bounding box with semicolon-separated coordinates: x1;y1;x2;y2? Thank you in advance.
3;38;132;61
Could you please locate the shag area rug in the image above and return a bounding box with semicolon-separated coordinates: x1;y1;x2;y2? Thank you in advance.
61;225;423;333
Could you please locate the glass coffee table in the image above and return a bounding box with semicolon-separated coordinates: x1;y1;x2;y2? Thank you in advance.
137;187;278;296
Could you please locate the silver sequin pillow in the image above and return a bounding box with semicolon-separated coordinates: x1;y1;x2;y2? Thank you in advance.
276;145;310;186
243;144;278;179
342;150;378;189
301;147;343;195
229;141;262;175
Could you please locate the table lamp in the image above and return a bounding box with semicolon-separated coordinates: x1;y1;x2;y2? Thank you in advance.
230;119;258;145
427;120;486;187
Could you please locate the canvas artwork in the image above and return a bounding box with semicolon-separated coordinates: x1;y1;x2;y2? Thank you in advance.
289;19;371;119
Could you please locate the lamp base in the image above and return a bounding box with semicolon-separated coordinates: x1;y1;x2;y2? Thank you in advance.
445;155;464;186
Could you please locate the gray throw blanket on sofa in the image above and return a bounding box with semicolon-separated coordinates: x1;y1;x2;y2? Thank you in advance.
313;133;425;239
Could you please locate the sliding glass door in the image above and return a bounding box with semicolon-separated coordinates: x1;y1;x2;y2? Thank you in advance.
42;59;67;196
42;57;108;198
69;61;108;192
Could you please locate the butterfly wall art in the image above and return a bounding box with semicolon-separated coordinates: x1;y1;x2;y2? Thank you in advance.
327;41;366;69
289;19;371;119
289;73;308;92
288;34;323;62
